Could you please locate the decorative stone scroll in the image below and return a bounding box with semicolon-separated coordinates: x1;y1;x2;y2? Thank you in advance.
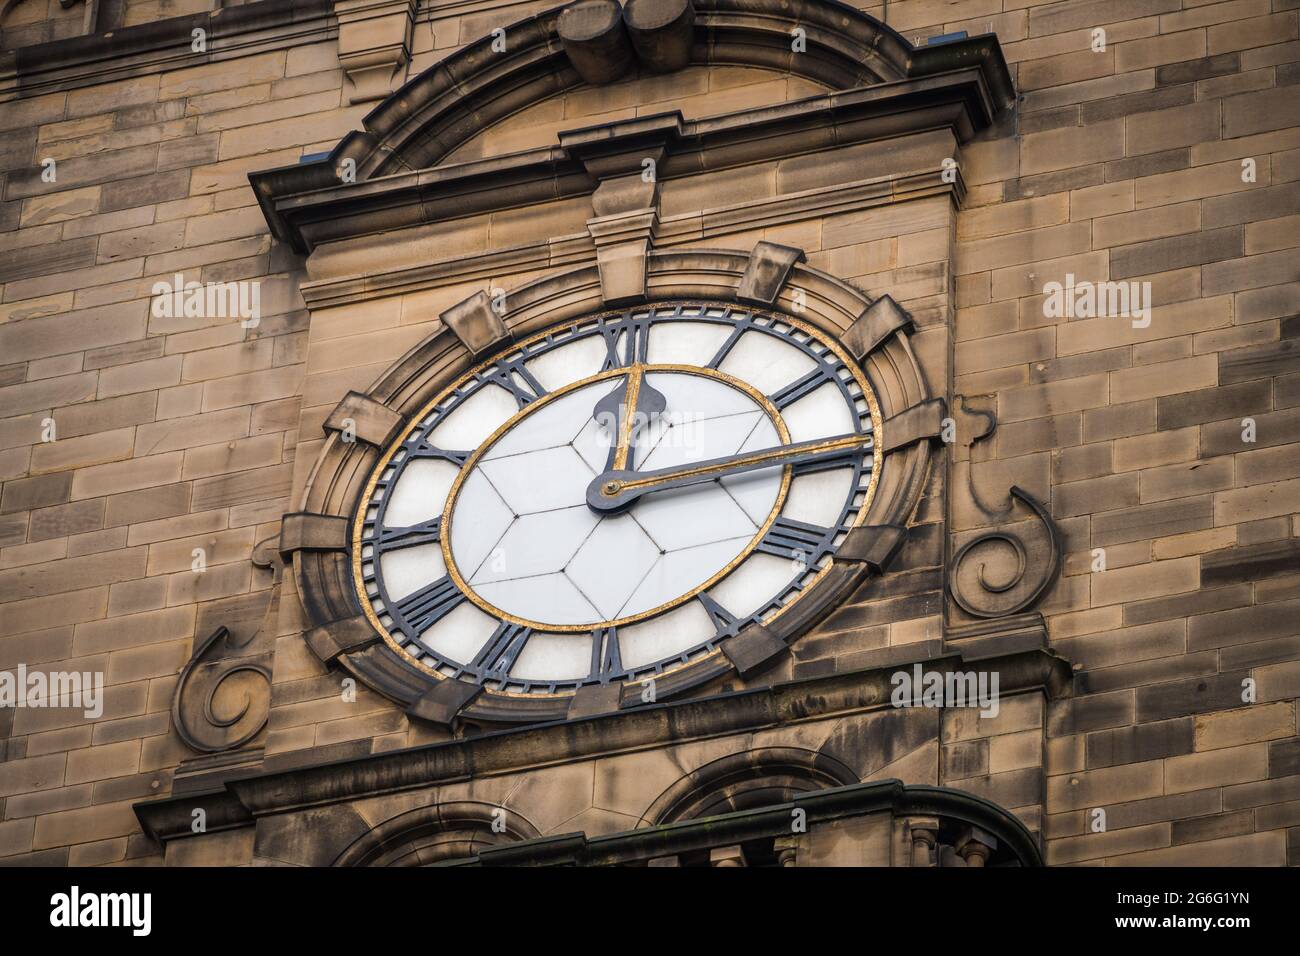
948;487;1062;619
946;396;1063;622
171;537;277;754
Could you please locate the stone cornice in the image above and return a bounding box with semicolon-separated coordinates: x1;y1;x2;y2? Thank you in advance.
255;66;999;254
0;0;336;99
294;166;965;308
133;644;1071;845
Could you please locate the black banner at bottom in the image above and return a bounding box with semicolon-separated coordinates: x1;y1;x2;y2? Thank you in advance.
0;864;1281;942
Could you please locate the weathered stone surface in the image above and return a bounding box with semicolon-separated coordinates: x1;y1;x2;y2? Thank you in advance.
0;0;1295;871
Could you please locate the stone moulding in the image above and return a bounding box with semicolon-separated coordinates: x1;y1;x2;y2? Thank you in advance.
735;241;806;306
253;72;1006;253
295;167;962;310
335;0;417;104
1;0;337;98
642;745;860;824
133;642;1071;851
288;243;939;727
322;390;406;447
248;0;1013;253
171;626;272;754
332;800;544;866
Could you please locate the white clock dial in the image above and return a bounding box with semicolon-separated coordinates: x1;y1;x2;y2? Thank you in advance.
354;304;880;694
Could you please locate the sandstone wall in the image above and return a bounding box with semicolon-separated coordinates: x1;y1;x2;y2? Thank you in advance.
0;0;1296;866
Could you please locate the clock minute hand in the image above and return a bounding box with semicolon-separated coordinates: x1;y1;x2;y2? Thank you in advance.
591;366;667;472
586;431;871;514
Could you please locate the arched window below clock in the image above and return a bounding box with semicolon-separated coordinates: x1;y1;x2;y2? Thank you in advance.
642;747;859;826
332;801;541;867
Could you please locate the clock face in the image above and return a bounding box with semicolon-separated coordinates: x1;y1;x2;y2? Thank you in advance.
353;303;882;695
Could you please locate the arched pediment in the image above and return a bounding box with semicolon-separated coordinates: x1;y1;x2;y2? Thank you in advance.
250;0;1013;252
356;0;916;178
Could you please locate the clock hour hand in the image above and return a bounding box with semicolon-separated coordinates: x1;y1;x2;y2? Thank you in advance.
586;431;871;514
591;366;667;472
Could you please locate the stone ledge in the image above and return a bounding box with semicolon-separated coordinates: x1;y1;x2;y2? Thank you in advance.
2;0;336;98
256;69;998;252
133;644;1072;844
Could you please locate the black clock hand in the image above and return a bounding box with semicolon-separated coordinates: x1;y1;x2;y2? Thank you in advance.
586;431;872;514
591;365;667;472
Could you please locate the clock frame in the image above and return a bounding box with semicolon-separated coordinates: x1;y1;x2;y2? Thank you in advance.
282;244;942;727
352;302;881;696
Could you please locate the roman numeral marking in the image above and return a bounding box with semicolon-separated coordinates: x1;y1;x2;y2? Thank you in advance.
407;443;470;466
484;361;547;409
697;594;740;637
392;576;466;635
769;365;837;410
590;627;622;680
376;517;441;551
757;517;835;561
472;622;531;677
599;315;652;370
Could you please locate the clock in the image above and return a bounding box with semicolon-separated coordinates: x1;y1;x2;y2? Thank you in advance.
351;301;883;696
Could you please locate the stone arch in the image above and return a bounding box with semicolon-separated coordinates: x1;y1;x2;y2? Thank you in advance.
332;800;542;866
253;0;995;216
641;746;860;825
356;0;911;176
251;0;1013;251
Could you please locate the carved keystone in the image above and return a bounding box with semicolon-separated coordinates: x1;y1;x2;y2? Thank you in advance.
624;0;695;74
722;622;786;677
843;295;914;361
406;678;483;727
736;241;806;306
596;238;650;305
305;615;381;664
559;0;635;85
567;682;624;719
279;512;350;556
441;290;509;356
591;174;660;219
324;390;405;447
882;398;946;452
836;524;908;574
